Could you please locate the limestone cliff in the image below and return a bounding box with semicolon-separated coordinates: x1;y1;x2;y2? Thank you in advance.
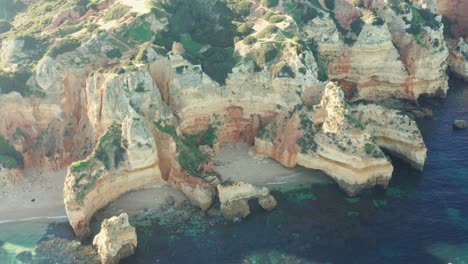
0;0;439;239
93;213;137;264
349;102;427;169
253;83;393;195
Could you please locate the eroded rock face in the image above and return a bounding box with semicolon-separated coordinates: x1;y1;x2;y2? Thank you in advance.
64;121;163;240
93;213;137;264
349;102;427;169
217;182;277;220
448;38;468;81
254;82;426;195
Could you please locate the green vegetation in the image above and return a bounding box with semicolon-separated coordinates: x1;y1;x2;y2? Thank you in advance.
105;48;122;59
226;0;252;17
405;6;440;46
308;42;328;81
0;69;32;96
262;0;279;8
180;33;204;54
271;61;295;78
150;0;245;85
243;36;257;45
324;0;335;10
0;20;11;33
55;23;84;37
103;4;130;21
155;119;220;176
350;18;364;36
237;22;254;36
256;25;278;39
297;121;317;153
0;136;23;169
253;43;278;66
441;16;454;38
94;123;125;170
269;15;286;23
352;0;364;7
46;38;81;58
345;114;365;130
70;159;91;173
364;143;384;158
135;82;146;92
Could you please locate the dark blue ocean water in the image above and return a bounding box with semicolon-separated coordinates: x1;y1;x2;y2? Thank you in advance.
0;78;467;264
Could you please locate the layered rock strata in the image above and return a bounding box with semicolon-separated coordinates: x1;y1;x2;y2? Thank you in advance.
254;82;425;195
93;213;137;264
349;102;427;169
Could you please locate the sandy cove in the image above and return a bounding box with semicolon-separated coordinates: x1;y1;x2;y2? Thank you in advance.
0;143;330;224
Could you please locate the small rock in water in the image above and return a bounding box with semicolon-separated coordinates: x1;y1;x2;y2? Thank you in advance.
453;119;468;130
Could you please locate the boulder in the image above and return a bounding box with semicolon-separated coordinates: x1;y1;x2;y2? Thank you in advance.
217;182;277;220
453;120;468;130
93;213;137;264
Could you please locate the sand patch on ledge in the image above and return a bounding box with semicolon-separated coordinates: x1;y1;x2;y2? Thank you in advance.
213;142;332;190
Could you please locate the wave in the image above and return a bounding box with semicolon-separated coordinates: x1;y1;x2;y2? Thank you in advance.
0;215;68;225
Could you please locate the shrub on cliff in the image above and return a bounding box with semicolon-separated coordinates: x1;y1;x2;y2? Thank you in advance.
0;69;32;96
46;38;81;58
269;15;286;23
226;0;252;17
105;48;122;59
243;36;256;45
271;61;295;78
262;0;279;8
253;43;278;66
0;136;23;169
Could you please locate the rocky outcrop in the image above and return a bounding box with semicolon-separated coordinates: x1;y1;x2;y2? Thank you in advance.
349;102;427;169
93;213;137;264
254;82;404;195
453;119;468;130
447;38;468;81
217;181;277;220
64;121;164;240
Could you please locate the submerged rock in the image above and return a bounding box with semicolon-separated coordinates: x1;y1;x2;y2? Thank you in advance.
453;119;468;129
93;213;137;264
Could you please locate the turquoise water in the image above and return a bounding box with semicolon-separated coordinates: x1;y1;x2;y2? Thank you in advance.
0;78;467;263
